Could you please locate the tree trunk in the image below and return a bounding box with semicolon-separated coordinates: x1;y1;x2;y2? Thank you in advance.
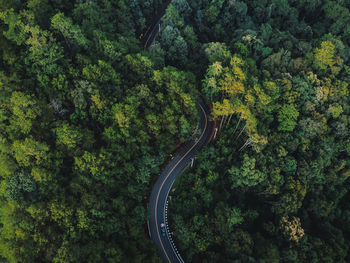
235;123;246;141
232;115;241;135
223;114;229;127
219;115;225;131
226;113;233;127
239;138;252;151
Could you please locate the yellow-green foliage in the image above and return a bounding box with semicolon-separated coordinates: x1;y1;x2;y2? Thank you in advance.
314;41;336;70
314;41;343;74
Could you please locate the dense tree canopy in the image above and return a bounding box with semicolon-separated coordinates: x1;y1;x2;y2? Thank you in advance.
0;0;349;262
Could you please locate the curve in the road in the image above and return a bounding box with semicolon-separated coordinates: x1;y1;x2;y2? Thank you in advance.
149;102;212;263
142;3;212;262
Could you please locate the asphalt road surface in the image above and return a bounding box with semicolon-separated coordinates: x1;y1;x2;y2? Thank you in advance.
148;101;212;263
141;0;172;49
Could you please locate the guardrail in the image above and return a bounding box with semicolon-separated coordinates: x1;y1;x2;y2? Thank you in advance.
165;198;185;263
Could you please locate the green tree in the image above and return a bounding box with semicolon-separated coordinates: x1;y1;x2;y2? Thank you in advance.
278;104;299;132
314;41;336;70
8;91;41;135
55;122;84;152
204;42;232;63
12;137;49;167
7;170;36;202
51;12;88;48
228;154;266;188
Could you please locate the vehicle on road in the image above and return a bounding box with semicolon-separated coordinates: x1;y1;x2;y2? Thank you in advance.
149;102;211;262
160;223;166;237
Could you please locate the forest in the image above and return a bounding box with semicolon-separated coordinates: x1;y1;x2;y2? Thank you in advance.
0;0;349;262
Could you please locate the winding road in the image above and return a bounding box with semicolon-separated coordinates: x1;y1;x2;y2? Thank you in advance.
148;102;212;263
142;2;213;262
